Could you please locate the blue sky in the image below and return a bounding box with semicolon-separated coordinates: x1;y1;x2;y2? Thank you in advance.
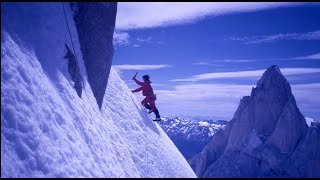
111;2;320;120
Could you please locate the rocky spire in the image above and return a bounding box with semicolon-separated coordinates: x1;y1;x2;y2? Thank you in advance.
254;65;292;101
225;65;299;152
190;65;310;177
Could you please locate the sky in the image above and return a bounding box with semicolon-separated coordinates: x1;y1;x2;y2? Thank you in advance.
112;2;320;120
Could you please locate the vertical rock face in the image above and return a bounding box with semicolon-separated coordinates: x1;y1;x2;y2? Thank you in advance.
283;122;320;177
190;65;314;178
72;2;117;109
189;120;233;177
1;2;117;109
64;44;83;98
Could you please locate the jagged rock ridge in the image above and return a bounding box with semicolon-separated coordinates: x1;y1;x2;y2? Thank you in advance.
189;65;318;178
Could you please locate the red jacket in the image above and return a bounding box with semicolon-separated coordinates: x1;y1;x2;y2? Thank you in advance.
132;77;154;96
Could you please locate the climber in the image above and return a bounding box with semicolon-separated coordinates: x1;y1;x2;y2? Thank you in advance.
131;72;161;121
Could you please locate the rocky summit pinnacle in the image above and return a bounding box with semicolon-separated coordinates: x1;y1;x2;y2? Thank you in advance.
252;65;293;107
189;65;314;178
257;65;290;91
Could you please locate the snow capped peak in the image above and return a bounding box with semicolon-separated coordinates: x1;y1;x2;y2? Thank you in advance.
305;117;316;127
158;117;227;160
198;121;209;126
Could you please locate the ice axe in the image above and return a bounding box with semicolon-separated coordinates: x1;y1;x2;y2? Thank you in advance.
132;72;138;80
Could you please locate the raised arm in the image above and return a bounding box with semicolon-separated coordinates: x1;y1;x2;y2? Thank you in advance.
133;77;143;85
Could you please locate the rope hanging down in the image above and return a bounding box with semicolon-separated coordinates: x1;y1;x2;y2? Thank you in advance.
61;2;84;87
61;2;79;65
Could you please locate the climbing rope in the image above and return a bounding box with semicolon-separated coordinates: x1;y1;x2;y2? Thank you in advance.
61;2;78;66
147;145;149;177
61;2;84;87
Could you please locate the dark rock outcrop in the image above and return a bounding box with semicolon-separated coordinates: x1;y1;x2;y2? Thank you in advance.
2;2;117;108
71;2;117;109
282;122;320;177
190;65;316;178
64;44;83;97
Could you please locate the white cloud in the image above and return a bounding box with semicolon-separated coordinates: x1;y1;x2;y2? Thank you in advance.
116;2;310;30
113;31;130;45
191;53;320;65
192;62;224;66
149;83;320;119
127;82;168;89
291;83;320;120
152;83;253;118
136;37;152;43
150;83;168;87
171;68;320;82
192;59;256;66
230;30;320;44
112;64;172;71
219;59;256;62
292;53;320;60
113;32;162;47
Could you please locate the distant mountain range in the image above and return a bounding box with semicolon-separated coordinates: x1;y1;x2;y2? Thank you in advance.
158;117;227;160
162;115;230;122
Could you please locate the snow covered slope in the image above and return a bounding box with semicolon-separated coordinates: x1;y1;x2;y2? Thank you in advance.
1;2;196;178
